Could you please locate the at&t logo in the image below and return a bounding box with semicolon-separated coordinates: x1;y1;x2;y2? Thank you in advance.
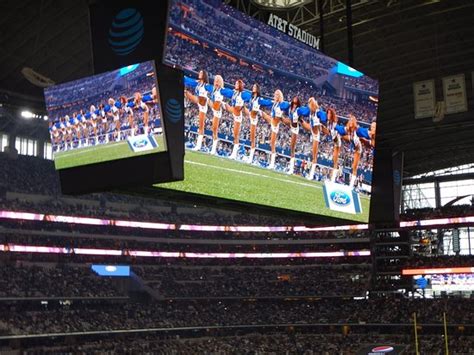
165;99;182;123
108;8;144;56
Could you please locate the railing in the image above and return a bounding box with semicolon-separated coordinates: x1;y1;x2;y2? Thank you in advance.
1;322;473;341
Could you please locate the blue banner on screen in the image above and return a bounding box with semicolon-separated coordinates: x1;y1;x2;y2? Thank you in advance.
323;181;362;214
92;265;130;276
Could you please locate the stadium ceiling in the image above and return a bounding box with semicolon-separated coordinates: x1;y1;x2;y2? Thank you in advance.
0;0;473;177
250;0;313;10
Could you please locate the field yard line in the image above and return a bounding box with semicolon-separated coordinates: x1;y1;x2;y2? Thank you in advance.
54;142;125;158
185;160;322;190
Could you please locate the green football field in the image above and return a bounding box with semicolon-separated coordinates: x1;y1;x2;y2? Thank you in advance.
158;150;370;223
54;134;166;170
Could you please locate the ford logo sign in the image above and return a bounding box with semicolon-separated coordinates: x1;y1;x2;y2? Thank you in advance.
330;190;351;206
133;139;148;148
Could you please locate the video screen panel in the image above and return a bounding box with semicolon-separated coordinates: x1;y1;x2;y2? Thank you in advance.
44;60;166;170
414;274;474;296
158;0;378;223
92;265;131;277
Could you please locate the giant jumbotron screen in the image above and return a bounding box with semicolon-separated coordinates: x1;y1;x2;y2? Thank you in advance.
44;61;166;170
156;0;379;223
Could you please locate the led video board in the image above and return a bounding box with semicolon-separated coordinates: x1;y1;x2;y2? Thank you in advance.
155;0;379;223
44;61;166;170
44;0;185;194
92;265;130;276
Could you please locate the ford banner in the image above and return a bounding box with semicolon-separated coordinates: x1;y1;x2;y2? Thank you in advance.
323;181;362;214
127;134;159;153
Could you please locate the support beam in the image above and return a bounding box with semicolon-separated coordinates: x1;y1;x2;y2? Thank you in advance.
404;172;474;186
346;0;353;66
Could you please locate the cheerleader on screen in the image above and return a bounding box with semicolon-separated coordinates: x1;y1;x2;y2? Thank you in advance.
261;90;289;170
224;79;251;160
243;84;272;163
281;96;311;175
208;75;233;155
184;70;210;151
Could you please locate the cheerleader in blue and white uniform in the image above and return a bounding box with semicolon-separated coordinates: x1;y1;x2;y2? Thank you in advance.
67;114;78;149
208;75;233;155
244;84;272;163
97;104;108;143
49;121;60;152
129;92;149;135
117;96;133;138
302;98;326;180
330;114;363;187
282;96;312;175
261;90;290;169
77;111;88;147
225;79;251;160
184;70;210;151
318;107;342;182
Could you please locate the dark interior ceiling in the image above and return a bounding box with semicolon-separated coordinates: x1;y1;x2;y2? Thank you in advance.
0;0;473;177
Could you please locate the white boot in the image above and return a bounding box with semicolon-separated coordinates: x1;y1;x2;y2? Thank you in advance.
287;157;295;175
349;174;357;188
230;143;239;160
194;134;203;151
248;148;255;163
307;163;316;180
268;153;276;169
211;139;218;155
330;168;337;182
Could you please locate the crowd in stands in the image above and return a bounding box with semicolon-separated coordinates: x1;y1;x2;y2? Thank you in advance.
0;154;59;195
167;0;335;80
0;261;369;300
7;333;474;355
44;63;152;110
0;263;123;299
0;158;473;353
135;264;370;298
1;297;473;337
344;76;379;93
3;252;371;268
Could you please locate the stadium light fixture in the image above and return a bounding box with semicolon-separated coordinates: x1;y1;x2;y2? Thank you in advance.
21;110;34;119
43;115;49;121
